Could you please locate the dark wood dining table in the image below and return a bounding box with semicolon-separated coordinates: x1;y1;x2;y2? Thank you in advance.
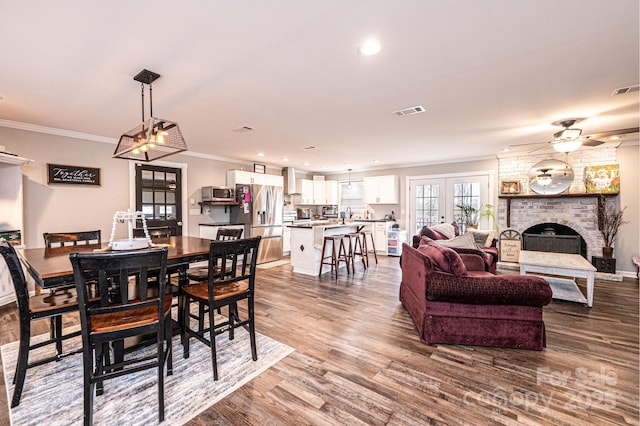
18;235;212;290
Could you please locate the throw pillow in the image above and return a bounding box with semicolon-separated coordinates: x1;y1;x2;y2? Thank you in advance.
420;226;448;240
435;232;479;250
430;223;456;240
450;221;460;237
417;240;468;276
466;229;496;247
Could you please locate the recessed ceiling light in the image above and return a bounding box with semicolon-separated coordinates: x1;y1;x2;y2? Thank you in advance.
320;166;326;170
359;39;382;56
344;162;352;167
373;159;381;164
303;162;310;166
257;152;264;157
282;157;289;162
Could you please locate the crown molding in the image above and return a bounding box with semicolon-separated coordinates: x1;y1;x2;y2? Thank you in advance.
0;119;117;144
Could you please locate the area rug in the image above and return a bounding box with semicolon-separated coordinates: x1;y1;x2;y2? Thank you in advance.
2;318;294;425
541;276;588;304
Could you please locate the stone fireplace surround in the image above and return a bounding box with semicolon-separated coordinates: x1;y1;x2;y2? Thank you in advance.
497;147;619;263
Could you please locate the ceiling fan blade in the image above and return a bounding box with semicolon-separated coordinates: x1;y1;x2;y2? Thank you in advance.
527;142;552;154
582;138;605;147
584;127;639;139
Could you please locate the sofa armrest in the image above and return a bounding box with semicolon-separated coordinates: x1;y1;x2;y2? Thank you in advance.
426;272;552;306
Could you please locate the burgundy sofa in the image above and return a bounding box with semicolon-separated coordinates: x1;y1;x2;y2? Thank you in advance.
414;225;499;273
399;237;552;350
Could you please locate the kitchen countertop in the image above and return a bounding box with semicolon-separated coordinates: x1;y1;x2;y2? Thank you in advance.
288;221;370;229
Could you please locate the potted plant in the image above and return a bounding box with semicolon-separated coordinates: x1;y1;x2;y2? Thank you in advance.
478;203;499;232
456;203;479;232
599;204;628;258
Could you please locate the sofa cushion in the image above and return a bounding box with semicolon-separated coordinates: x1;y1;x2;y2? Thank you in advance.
417;241;468;276
466;229;496;248
420;226;448;240
435;232;479;250
431;223;456;239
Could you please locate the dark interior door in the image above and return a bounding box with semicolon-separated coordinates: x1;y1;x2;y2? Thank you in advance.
135;164;182;236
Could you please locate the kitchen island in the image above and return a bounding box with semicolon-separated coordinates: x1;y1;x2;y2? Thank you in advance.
289;221;371;275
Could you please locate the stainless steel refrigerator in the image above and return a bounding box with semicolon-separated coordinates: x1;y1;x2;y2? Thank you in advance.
231;184;283;264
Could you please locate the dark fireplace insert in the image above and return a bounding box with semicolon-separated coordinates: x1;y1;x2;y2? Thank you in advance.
522;223;587;259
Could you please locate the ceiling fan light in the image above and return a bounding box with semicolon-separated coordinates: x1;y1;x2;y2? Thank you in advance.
552;139;582;153
536;174;553;186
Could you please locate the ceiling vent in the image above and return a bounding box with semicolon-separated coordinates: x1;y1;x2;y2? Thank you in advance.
611;84;639;96
232;126;254;132
392;105;426;117
300;145;317;151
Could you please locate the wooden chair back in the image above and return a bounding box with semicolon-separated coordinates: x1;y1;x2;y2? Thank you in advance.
216;227;243;241
133;226;172;239
0;241;30;321
43;230;101;249
208;236;260;290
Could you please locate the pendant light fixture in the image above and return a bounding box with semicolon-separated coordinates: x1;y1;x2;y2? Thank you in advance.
113;69;188;161
347;168;352;189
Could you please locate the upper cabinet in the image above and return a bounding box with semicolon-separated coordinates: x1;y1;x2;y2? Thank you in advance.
363;175;400;204
226;170;283;187
297;179;338;205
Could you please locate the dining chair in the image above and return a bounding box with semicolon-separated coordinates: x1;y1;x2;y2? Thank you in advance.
181;236;261;380
186;227;244;282
0;241;85;408
69;248;173;425
43;230;101;248
132;226;172;239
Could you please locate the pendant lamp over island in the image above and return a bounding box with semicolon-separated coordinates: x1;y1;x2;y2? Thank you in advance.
113;69;187;161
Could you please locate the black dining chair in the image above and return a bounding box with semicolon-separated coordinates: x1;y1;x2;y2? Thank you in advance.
0;241;85;408
181;236;261;380
132;226;172;240
186;227;244;282
43;230;101;248
70;248;173;425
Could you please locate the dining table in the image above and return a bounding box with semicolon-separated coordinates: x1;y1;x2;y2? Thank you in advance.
18;235;212;290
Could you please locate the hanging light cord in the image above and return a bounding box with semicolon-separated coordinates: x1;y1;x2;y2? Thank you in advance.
140;82;145;122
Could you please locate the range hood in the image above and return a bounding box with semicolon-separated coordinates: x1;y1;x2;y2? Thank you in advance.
282;167;300;195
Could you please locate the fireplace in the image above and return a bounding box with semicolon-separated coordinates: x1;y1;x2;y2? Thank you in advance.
522;223;587;259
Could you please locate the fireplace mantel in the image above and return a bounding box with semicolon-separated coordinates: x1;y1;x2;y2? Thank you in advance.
499;193;619;228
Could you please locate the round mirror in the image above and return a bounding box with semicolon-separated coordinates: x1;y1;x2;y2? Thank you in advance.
528;159;574;195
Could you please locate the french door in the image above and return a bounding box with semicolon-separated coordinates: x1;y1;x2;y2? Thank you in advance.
135;164;183;236
408;173;491;235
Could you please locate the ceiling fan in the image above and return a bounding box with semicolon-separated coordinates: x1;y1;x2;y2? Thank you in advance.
510;118;639;154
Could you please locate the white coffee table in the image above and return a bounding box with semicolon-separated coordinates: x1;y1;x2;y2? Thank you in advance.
519;250;596;307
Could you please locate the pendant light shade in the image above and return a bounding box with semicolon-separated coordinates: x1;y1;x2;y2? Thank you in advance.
113;69;187;161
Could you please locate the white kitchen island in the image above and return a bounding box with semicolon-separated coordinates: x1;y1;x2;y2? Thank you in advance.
289;221;371;275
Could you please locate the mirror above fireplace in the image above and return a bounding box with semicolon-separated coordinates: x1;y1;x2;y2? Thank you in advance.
528;159;574;195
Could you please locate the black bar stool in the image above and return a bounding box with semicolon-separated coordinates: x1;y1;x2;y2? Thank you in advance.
346;232;367;271
360;230;378;268
319;235;350;277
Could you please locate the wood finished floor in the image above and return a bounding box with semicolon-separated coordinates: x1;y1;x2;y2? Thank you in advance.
0;256;638;425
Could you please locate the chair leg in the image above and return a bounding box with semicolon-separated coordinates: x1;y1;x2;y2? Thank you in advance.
248;296;257;361
165;316;173;376
182;294;191;359
157;334;165;422
83;347;96;426
54;315;63;355
228;302;237;341
208;302;219;381
11;323;30;407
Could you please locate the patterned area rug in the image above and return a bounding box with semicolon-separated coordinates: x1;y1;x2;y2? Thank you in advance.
2;318;294;425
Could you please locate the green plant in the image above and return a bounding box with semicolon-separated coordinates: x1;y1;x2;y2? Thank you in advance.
478;203;498;232
456;203;479;227
600;205;628;247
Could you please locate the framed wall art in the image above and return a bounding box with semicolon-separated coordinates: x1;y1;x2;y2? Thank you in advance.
47;163;101;186
500;180;520;195
585;164;619;194
253;163;266;174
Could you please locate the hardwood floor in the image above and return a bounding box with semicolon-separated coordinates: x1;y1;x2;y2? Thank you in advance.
1;256;638;425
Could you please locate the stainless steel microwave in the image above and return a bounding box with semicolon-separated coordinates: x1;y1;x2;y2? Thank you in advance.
201;186;235;202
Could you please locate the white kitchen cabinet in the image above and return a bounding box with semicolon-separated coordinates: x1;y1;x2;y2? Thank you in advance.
297;179;315;204
363;175;399;204
373;221;394;255
0;152;33;306
226;170;283;187
324;181;338;204
283;225;291;254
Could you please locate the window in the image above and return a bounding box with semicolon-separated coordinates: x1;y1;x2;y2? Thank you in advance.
339;181;365;217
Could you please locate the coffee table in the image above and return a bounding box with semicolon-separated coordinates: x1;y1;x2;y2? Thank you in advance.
519;250;596;307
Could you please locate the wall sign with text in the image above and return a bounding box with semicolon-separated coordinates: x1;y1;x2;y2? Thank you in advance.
47;163;101;186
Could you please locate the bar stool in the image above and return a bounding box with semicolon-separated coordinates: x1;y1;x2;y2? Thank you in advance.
319;235;350;277
360;230;378;268
346;232;367;271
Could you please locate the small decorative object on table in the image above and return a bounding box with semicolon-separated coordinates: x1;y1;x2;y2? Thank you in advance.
108;209;152;250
